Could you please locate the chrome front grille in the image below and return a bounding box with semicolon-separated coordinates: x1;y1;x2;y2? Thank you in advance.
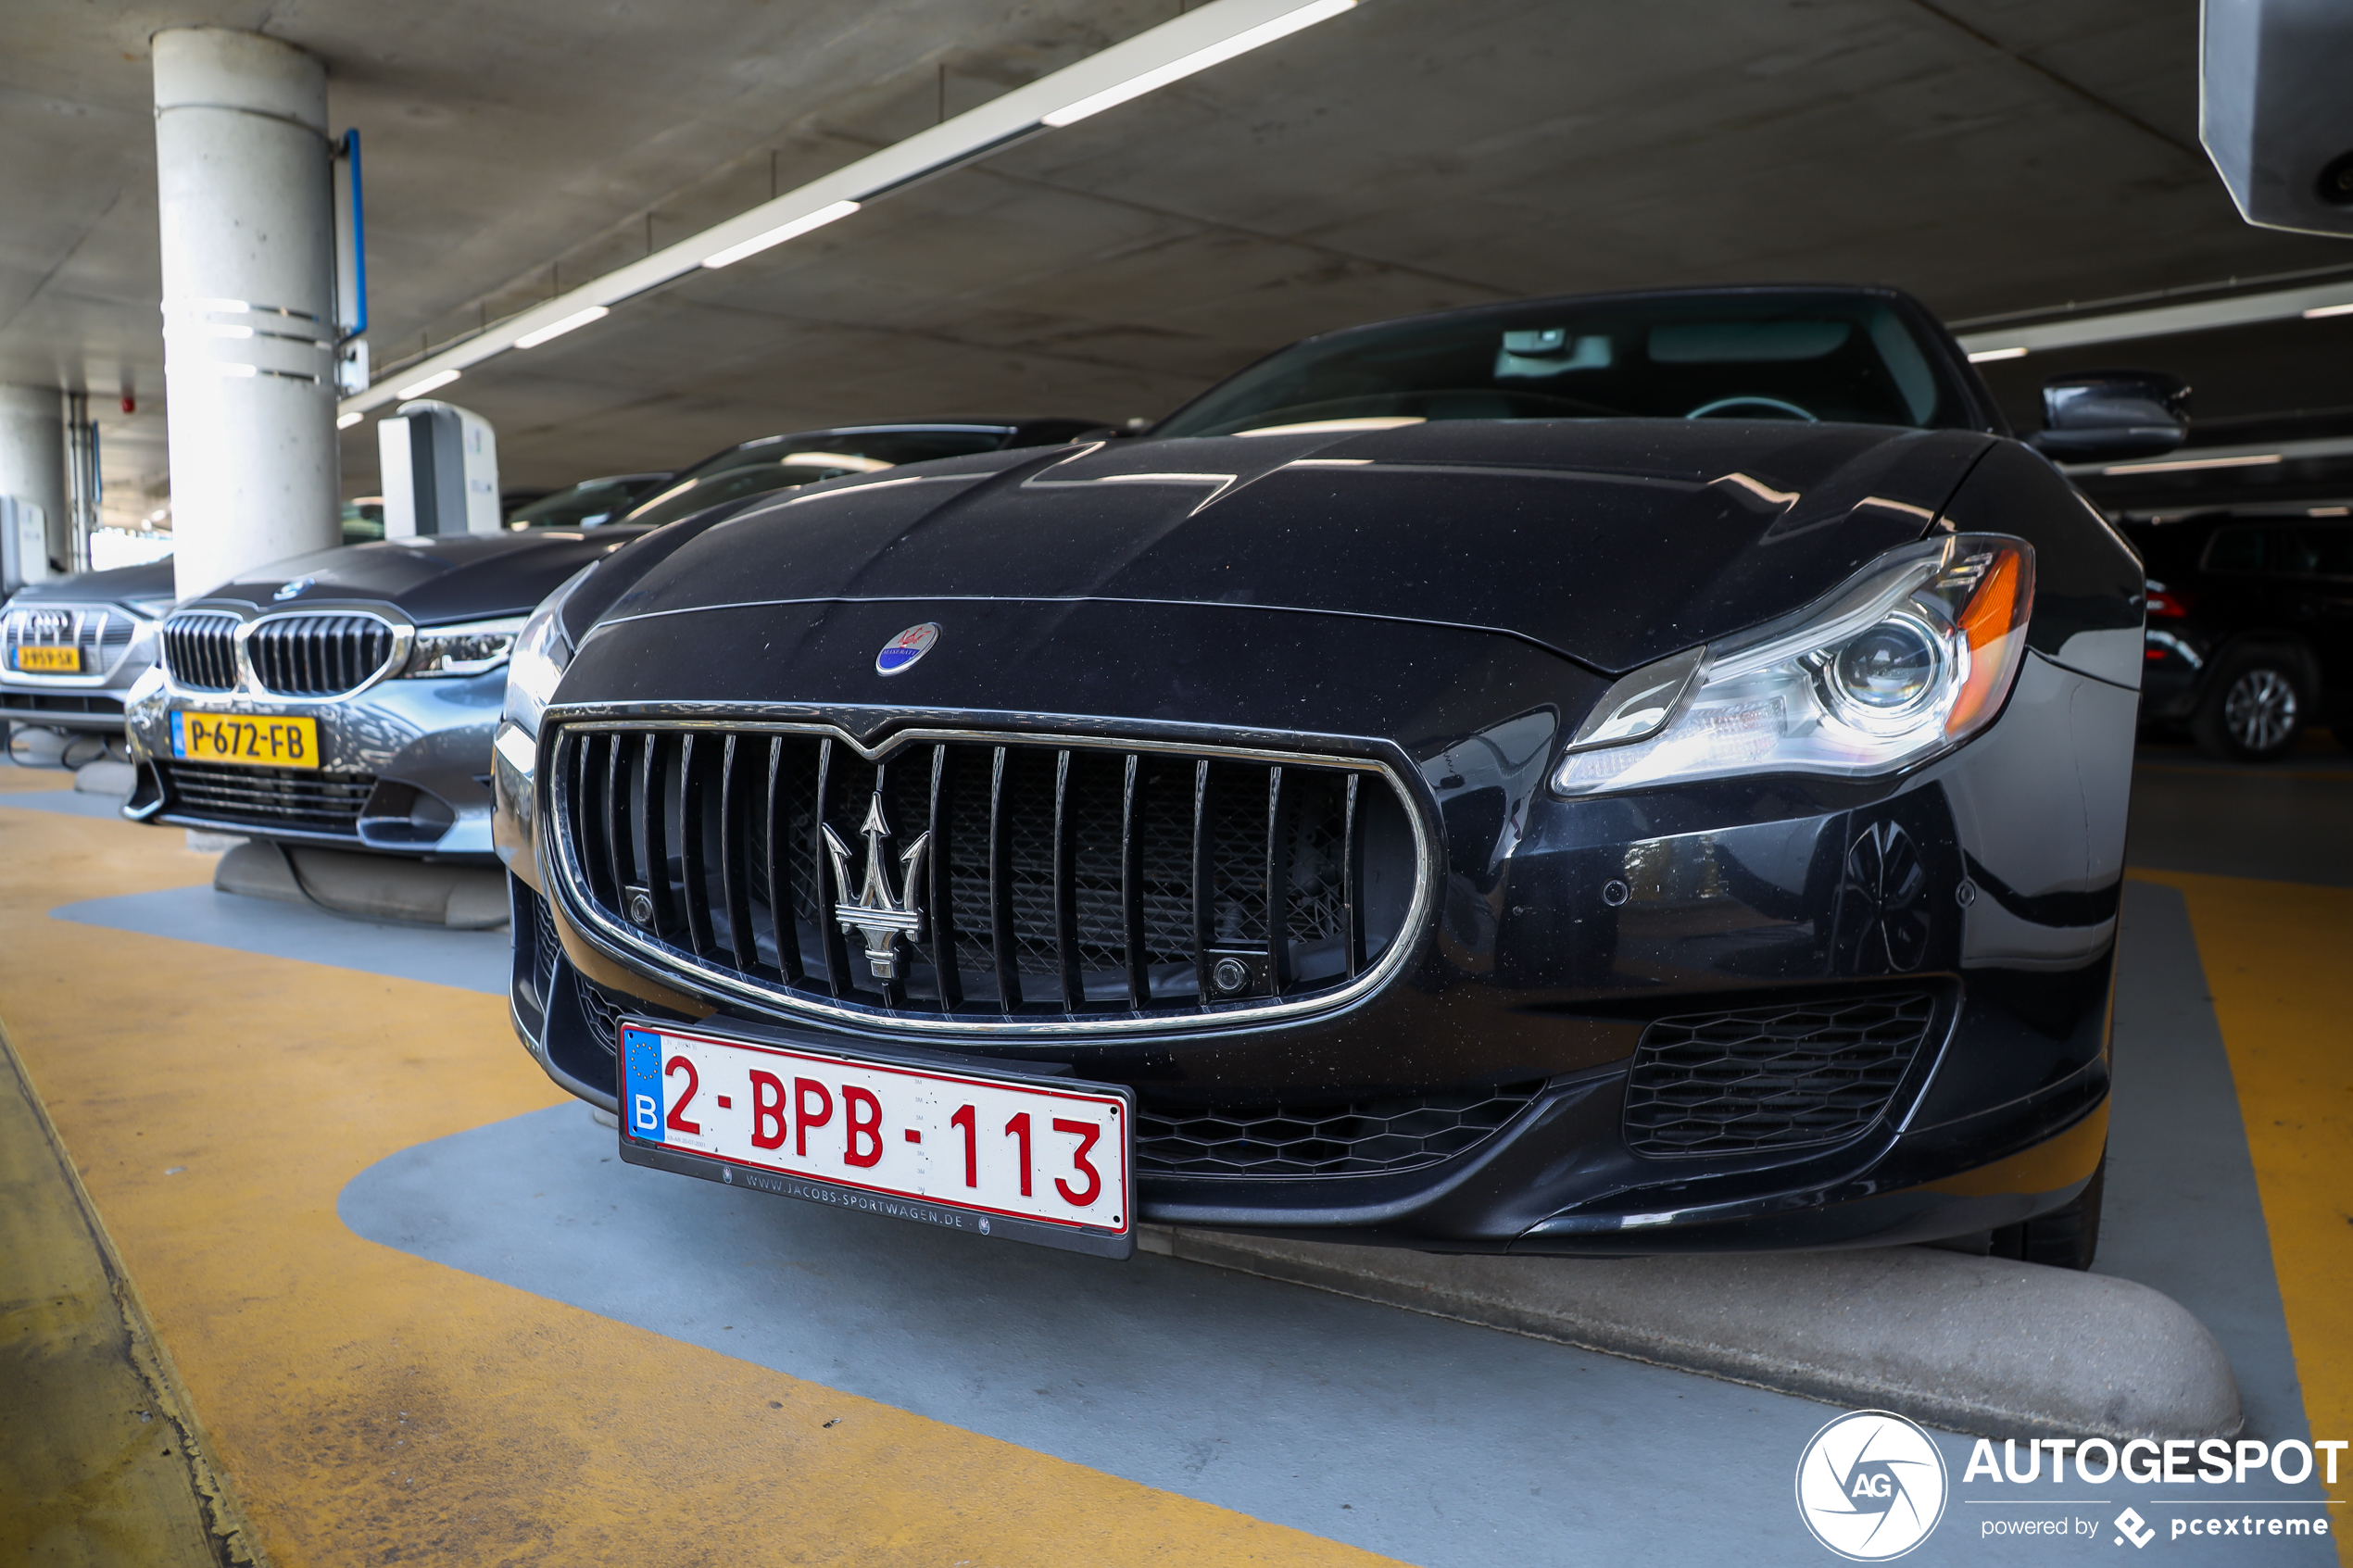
161;613;240;690
247;614;398;696
157;759;374;835
547;723;1425;1033
2;604;133;679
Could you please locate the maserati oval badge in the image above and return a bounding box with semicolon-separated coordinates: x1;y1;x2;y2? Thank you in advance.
875;621;939;676
272;576;314;601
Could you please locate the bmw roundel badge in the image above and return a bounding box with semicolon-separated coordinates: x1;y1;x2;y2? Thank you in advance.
875;621;940;676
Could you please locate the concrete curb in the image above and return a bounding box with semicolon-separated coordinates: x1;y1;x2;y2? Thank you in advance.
1142;1226;2242;1442
73;759;136;797
215;841;509;929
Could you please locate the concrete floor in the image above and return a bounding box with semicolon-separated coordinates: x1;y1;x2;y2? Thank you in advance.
2;741;2348;1565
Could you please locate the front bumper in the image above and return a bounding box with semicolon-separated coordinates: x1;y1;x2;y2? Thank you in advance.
125;669;507;859
0;624;159;734
499;647;2133;1253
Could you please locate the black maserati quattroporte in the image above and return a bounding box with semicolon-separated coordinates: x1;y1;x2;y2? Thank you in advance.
497;286;2148;1265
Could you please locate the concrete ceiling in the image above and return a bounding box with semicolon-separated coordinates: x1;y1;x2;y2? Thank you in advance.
6;0;2350;522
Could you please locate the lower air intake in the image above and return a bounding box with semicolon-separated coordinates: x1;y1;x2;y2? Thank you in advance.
1622;993;1937;1158
1137;1082;1545;1177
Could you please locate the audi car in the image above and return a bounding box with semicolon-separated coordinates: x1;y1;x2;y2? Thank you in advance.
2;559;177;759
497;286;2145;1266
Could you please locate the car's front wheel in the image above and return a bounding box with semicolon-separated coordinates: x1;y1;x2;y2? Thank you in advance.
1989;1151;2104;1271
2193;646;2308;760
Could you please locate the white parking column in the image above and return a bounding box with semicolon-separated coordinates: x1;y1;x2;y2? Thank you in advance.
153;28;340;603
0;386;69;574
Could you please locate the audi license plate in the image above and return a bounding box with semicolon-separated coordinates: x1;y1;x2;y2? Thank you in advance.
170;711;321;770
10;645;79;672
618;1020;1136;1259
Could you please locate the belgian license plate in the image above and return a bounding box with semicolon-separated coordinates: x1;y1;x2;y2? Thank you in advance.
618;1020;1136;1259
11;645;79;672
170;711;322;770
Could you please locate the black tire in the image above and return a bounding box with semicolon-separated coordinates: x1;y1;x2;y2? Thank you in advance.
2191;646;2308;760
1990;1151;2104;1271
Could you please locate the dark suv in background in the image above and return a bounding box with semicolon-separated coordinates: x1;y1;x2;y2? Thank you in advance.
2123;506;2353;758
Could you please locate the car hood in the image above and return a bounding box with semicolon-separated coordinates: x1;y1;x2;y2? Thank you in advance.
198;529;649;626
605;420;1996;673
9;559;178;606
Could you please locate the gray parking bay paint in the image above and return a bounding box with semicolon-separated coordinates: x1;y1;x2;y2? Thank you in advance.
338;884;2326;1566
51;884;508;996
2098;882;2316;1447
0;788;134;821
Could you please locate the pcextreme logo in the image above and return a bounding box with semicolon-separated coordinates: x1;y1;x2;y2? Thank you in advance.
1796;1410;1950;1561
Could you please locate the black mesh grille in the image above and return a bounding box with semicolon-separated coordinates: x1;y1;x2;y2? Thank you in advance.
157;759;373;836
248;615;397;696
547;725;1417;1025
1137;1082;1545;1177
1622;993;1937;1158
577;980;625;1048
161;613;240;690
532;890;564;1011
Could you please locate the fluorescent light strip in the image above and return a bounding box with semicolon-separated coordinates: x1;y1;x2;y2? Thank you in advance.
1957;282;2353;357
515;305;611;347
702;200;862;270
335;410;364;429
336;0;1358;419
395;368;461;399
1042;0;1356;125
2101;453;2282;476
1966;345;2029;363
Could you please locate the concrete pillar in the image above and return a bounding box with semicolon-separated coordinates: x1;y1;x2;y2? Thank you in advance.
153;28;340;603
0;386;68;577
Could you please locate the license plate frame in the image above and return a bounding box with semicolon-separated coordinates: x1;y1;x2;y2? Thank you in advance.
169;710;323;770
11;645;80;673
615;1016;1137;1260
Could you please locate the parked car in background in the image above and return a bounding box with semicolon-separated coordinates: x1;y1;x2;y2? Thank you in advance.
2123;505;2353;758
123;421;1102;859
506;473;674;531
497;285;2146;1268
1;559;178;763
617;420;1106;532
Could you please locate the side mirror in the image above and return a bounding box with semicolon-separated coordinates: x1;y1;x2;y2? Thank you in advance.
2029;371;2189;462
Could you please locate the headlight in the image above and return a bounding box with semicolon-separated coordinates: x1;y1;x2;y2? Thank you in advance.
1554;533;2033;796
405;617;527;678
502;566;592;734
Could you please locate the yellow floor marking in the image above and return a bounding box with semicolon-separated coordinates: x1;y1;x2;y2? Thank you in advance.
0;808;1398;1566
0;1018;261;1565
2133;869;2353;1562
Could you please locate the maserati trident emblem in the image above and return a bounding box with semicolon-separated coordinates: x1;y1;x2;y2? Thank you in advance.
822;792;931;983
875;621;939;676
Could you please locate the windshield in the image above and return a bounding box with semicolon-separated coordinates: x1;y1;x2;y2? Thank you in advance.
621;427;1013;531
1151;292;1970;439
507;474;671;530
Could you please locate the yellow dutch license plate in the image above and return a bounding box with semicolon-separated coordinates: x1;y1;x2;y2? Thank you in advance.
170;711;322;770
12;645;79;672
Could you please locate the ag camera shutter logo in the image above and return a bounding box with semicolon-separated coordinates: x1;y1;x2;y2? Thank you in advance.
1795;1410;1949;1560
